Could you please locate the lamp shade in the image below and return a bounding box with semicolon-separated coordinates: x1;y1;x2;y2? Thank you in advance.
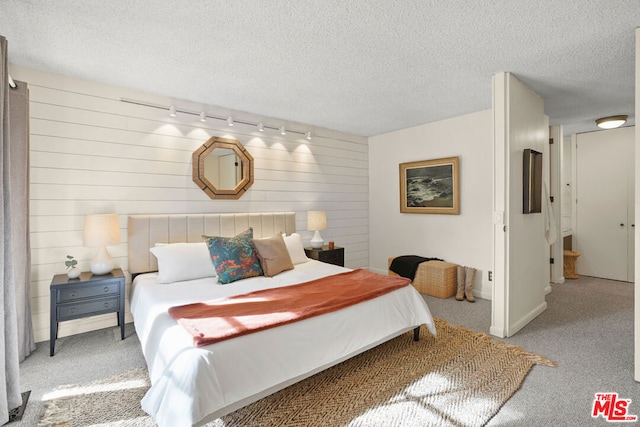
307;211;327;231
307;211;327;249
84;214;121;275
83;214;121;247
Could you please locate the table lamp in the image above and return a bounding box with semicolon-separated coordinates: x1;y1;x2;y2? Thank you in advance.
84;213;121;275
307;210;327;249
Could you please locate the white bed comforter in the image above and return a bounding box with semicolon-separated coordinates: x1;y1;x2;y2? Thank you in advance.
130;260;436;427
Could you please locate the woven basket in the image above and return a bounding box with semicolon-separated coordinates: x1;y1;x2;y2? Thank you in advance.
563;250;580;279
388;257;458;298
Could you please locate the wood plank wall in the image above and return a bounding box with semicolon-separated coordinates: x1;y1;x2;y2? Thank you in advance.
12;66;369;343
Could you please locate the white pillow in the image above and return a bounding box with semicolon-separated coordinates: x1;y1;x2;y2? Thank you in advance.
282;233;309;264
150;242;215;284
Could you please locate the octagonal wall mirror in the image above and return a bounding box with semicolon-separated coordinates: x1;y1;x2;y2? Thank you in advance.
192;136;254;199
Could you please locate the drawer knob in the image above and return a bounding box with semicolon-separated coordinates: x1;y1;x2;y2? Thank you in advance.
104;287;109;293
104;302;110;308
70;308;76;314
70;292;76;298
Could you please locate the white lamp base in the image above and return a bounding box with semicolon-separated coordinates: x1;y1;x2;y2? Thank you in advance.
90;246;115;275
310;230;324;249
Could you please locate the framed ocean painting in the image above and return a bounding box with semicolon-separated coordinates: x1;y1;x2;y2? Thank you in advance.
399;156;460;214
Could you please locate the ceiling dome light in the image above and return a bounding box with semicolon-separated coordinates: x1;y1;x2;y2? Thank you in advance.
595;115;628;129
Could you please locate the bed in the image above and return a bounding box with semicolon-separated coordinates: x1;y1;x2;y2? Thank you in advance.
128;212;436;427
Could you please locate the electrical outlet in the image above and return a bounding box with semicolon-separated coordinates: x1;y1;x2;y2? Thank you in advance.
488;271;492;281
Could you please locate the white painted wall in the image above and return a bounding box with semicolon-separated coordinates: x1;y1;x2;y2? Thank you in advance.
368;110;493;299
634;27;639;382
11;65;368;343
491;72;547;338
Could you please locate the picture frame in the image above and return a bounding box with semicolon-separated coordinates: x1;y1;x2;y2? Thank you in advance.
399;156;460;214
523;149;542;214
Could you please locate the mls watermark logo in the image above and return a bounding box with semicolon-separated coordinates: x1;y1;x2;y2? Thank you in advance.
592;393;637;422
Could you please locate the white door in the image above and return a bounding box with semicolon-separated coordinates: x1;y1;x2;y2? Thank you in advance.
575;127;634;282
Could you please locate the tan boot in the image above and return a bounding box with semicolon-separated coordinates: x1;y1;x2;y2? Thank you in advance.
465;267;476;302
456;266;465;301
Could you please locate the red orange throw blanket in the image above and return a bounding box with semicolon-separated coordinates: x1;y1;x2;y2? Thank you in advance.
168;269;411;347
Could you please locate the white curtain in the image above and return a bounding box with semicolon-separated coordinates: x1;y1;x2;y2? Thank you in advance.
1;34;25;424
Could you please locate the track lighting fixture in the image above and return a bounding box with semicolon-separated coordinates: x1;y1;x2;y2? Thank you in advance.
595;115;628;129
121;98;315;138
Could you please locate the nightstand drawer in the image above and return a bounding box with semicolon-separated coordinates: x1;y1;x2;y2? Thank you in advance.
305;246;345;267
57;297;120;320
58;283;119;302
319;251;343;263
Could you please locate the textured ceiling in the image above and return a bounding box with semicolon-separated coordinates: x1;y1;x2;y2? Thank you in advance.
1;0;638;137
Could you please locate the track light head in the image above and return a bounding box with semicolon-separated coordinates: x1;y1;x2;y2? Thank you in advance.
227;116;234;127
169;105;177;117
306;131;312;140
199;112;207;122
280;126;286;135
257;122;264;132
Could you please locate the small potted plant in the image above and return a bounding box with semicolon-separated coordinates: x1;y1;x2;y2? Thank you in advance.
65;255;81;279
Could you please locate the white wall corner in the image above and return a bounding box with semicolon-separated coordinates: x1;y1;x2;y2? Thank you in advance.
633;27;639;382
491;72;547;338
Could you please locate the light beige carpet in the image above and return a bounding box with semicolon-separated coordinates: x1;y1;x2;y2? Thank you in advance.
39;318;555;427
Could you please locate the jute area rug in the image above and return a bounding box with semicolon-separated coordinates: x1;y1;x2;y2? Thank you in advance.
39;318;555;427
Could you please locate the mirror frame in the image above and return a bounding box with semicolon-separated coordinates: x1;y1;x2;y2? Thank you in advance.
192;136;254;199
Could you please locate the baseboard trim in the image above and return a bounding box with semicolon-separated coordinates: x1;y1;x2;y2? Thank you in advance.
508;301;548;337
489;325;506;338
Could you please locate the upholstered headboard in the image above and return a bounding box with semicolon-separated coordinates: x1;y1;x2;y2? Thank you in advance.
127;212;297;275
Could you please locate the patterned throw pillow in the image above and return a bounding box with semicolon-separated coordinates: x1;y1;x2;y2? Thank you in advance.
203;228;264;284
